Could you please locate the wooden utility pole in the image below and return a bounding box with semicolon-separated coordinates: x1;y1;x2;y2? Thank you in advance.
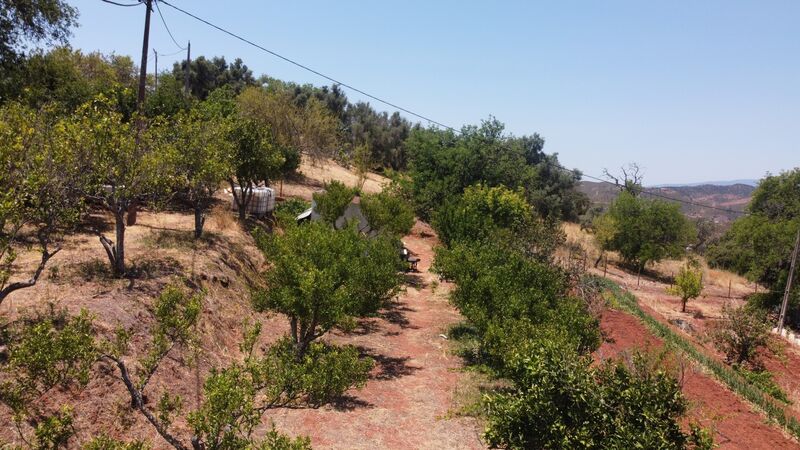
153;48;158;90
184;41;191;94
136;0;154;109
777;228;800;334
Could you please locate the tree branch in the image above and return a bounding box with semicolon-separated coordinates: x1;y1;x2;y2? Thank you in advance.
0;245;60;306
101;355;189;450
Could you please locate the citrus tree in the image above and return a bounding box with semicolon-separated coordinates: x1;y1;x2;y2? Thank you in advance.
668;260;703;312
0;102;90;304
75;95;175;276
253;221;403;355
169;105;234;238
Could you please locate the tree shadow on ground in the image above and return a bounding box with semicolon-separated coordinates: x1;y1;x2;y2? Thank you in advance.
379;299;419;330
358;346;422;381
404;273;427;289
285;171;324;189
329;394;374;411
75;211;114;234
349;318;382;336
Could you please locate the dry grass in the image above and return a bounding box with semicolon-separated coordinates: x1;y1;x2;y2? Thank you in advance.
208;203;237;232
280;156;389;200
559;222;753;293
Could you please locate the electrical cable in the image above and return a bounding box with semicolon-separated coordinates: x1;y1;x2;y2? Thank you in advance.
158;0;750;217
99;0;141;6
154;0;186;50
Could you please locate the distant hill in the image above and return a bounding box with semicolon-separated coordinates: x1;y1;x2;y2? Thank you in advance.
579;181;754;223
653;179;759;188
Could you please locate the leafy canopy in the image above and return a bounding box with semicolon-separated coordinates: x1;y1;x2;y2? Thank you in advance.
667;260;703;312
253;221;403;353
406;118;587;221
594;191;696;270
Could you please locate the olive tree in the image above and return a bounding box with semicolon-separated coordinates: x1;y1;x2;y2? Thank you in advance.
253;221;403;355
0;102;89;305
76;95;175;275
237;85;340;162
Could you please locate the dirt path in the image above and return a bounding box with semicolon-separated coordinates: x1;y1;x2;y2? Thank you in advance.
268;221;484;449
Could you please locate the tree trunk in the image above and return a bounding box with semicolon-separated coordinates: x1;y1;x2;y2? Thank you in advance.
681;299;687;313
114;211;126;276
194;203;205;239
229;179;249;222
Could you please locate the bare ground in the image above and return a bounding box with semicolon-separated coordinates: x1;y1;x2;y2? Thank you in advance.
0;180;481;448
263;221;483;449
598;307;800;449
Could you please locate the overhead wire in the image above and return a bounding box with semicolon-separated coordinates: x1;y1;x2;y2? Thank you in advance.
158;0;749;217
154;48;185;57
154;0;186;51
99;0;141;6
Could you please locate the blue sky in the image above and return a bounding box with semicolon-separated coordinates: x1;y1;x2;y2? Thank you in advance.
68;0;798;185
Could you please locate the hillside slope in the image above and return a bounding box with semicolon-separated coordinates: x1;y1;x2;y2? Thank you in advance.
579;181;754;223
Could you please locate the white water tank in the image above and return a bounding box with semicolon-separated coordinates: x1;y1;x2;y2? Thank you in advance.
231;186;276;216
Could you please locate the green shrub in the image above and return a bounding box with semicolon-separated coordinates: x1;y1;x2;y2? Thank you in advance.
255;337;373;407
736;366;791;404
274;198;310;228
83;434;150;450
434;240;598;353
711;304;770;368
361;191;415;237
312;180;356;224
483;340;696;449
253;221;403;354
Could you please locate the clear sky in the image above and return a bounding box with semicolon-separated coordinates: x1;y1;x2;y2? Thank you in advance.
68;0;798;185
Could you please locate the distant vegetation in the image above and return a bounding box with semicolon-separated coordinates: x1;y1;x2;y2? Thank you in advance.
593;190;696;272
708;169;800;326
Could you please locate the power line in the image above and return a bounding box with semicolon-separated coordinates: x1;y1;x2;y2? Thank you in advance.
154;0;186;50
155;48;185;57
159;0;456;131
157;0;749;217
99;0;141;7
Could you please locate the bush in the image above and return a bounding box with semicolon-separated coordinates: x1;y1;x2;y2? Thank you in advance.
432;184;532;247
274;198;310;228
312;180;356;224
253;221;403;355
434;240;600;362
360;191;415;237
255;337;373;407
483;341;697;449
711;304;770;368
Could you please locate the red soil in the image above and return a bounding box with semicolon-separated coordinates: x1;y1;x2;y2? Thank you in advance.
597;300;800;449
265;221;483;449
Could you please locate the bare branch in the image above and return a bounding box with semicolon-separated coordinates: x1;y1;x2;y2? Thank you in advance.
101;355;190;450
0;245;60;306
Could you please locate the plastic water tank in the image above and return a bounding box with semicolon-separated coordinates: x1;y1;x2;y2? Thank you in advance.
231;186;276;216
